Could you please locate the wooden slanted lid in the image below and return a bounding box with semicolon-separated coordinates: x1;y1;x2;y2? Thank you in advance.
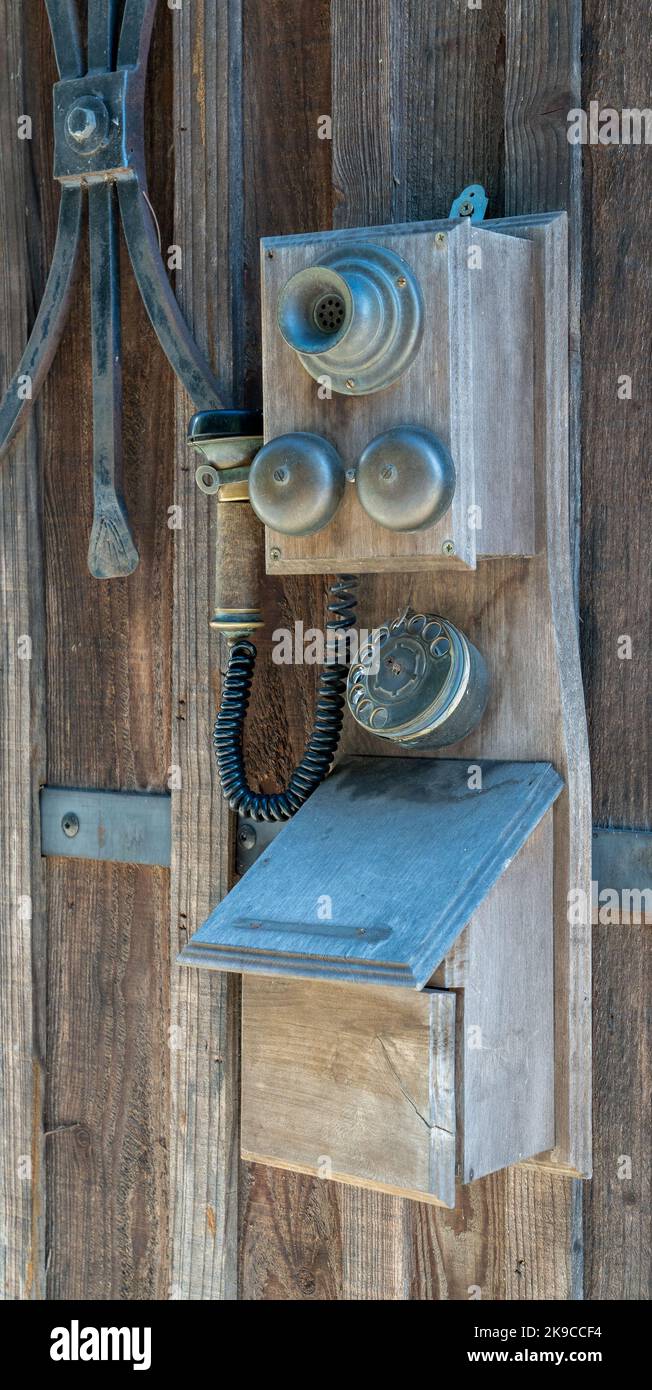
179;756;563;989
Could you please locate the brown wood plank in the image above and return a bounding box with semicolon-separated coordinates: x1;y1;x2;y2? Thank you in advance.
579;1;651;829
41;0;174;1298
504;0;582;591
45;863;169;1299
239;1165;343;1301
324;0;585;1300
409;1169;581;1299
237;0;338;1302
0;0;47;1301
580;0;652;1300
329;0;559;1302
170;0;243;1300
584;926;650;1299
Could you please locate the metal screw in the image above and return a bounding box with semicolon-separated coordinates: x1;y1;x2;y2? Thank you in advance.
441;538;455;556
273;467;288;483
345;467;356;482
61;812;80;838
270;546;281;561
345;378;356;390
66;103;98;145
396;275;407;288
238;824;256;850
435;232;447;249
381;463;397;481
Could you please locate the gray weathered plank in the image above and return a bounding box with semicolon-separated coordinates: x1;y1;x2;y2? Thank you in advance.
328;0;585;1301
330;0;511;1303
170;0;242;1299
0;0;47;1300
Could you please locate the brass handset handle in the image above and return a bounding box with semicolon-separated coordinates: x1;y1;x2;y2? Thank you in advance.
189;411;358;822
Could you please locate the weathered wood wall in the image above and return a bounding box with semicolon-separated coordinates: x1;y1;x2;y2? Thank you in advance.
0;0;648;1300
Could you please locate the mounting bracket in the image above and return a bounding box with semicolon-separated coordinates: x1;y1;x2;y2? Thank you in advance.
0;0;222;578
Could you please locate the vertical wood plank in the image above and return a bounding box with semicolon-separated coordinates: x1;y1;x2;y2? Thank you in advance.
42;0;174;1298
580;0;652;1299
239;1166;343;1301
0;0;47;1300
330;0;534;1302
504;0;583;595
170;0;243;1300
46;863;170;1299
585;926;650;1299
237;0;338;1302
328;0;584;1300
332;0;420;1301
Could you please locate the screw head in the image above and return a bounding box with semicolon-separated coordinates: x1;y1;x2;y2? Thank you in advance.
61;812;80;838
237;824;256;850
67;104;98;144
396;275;407;288
64;96;110;155
270;546;281;561
435;232;447;249
441;538;455;556
345;378;356;391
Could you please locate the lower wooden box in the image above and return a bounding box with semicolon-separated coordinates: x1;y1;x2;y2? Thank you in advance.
242;979;458;1206
241;816;555;1208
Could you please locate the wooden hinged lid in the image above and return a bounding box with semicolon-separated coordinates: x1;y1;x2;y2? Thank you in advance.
179;756;563;988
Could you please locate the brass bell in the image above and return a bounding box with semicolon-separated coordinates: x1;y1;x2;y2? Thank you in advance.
355;425;456;531
249;432;345;536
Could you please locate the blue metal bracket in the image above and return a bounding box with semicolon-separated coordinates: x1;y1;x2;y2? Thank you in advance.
449;183;488;222
40;786;171;866
0;0;223;579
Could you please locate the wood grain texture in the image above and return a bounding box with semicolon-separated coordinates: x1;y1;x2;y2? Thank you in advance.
242;981;457;1206
584;925;650;1299
580;0;652;1300
579;0;651;828
329;0;511;1302
45;862;169;1299
434;815;555;1181
328;0;586;1300
408;1166;581;1299
0;0;47;1300
40;0;174;1298
504;0;582;591
239;1163;343;1301
238;0;337;1302
170;0;242;1300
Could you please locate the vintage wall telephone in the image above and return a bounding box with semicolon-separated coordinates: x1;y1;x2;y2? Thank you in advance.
180;197;592;1209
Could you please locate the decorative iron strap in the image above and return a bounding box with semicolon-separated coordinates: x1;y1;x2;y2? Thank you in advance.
0;0;223;577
